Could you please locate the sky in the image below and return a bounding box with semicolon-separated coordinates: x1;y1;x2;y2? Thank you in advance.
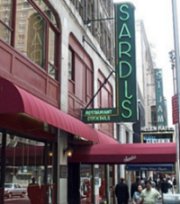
113;0;180;126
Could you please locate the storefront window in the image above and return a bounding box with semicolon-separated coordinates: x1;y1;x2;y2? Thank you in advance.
99;165;106;203
2;133;56;204
80;164;92;204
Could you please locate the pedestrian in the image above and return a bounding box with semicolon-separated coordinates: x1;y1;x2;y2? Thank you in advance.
140;180;161;204
27;177;41;204
131;176;141;199
160;177;169;194
167;177;173;193
132;184;143;204
115;178;129;204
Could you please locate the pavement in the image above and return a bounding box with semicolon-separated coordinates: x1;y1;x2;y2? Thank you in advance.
128;200;162;204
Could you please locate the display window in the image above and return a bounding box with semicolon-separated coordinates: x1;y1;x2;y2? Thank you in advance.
80;165;92;204
0;131;57;204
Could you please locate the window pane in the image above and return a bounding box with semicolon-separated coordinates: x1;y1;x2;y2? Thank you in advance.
3;134;56;203
80;164;92;203
0;0;12;27
68;49;74;80
15;0;46;68
0;23;11;44
48;28;56;79
27;13;46;68
34;0;57;27
0;0;13;44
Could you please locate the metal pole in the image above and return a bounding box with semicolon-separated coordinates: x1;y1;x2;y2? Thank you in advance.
172;0;180;193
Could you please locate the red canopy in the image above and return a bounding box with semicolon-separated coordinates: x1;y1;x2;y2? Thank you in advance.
96;131;118;144
69;143;176;164
0;78;98;142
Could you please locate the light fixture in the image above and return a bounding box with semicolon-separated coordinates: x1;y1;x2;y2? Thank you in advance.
63;147;73;157
48;151;53;157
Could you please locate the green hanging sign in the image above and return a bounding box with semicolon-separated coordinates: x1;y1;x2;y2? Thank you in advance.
154;69;167;127
82;3;137;123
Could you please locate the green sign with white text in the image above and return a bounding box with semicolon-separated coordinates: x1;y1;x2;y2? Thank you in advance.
115;3;137;121
82;3;137;123
82;108;117;123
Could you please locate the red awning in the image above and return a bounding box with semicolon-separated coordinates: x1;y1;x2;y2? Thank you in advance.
96;131;118;144
0;78;98;142
69;143;176;164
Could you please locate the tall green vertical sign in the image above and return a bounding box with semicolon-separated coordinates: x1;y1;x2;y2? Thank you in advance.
82;3;137;123
154;69;167;127
115;3;137;122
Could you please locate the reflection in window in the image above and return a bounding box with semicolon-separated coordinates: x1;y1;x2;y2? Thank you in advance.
0;0;60;80
48;28;56;79
27;13;45;68
3;134;56;203
68;48;74;81
5;136;46;186
0;1;12;44
80;164;92;203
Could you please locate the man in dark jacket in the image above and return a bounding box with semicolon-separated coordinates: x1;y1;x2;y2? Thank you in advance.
160;177;170;194
115;178;129;204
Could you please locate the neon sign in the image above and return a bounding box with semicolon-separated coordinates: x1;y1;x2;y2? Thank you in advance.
116;3;137;121
82;3;137;123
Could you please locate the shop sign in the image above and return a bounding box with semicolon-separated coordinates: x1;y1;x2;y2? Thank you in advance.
155;69;167;127
141;131;174;143
115;2;137;122
126;164;174;171
123;155;137;162
82;108;117;123
172;94;179;124
82;3;137;123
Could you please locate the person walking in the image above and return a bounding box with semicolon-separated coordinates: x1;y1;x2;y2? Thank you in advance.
160;177;169;194
140;180;161;204
27;177;41;204
131;177;141;199
115;178;129;204
132;184;143;204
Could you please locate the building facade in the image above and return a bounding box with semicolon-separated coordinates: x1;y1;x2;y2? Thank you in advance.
0;0;123;204
0;1;165;204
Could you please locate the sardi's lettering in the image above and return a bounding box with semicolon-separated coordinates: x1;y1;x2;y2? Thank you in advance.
123;155;137;162
81;3;137;124
119;4;133;118
116;3;136;121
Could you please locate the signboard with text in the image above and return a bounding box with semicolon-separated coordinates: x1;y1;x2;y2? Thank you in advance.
172;94;179;124
141;131;174;143
82;3;137;123
154;69;167;127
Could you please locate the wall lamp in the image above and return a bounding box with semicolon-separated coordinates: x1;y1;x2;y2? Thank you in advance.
63;147;73;157
48;151;53;157
84;17;114;26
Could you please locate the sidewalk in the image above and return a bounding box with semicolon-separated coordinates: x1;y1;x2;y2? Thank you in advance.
128;199;162;204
